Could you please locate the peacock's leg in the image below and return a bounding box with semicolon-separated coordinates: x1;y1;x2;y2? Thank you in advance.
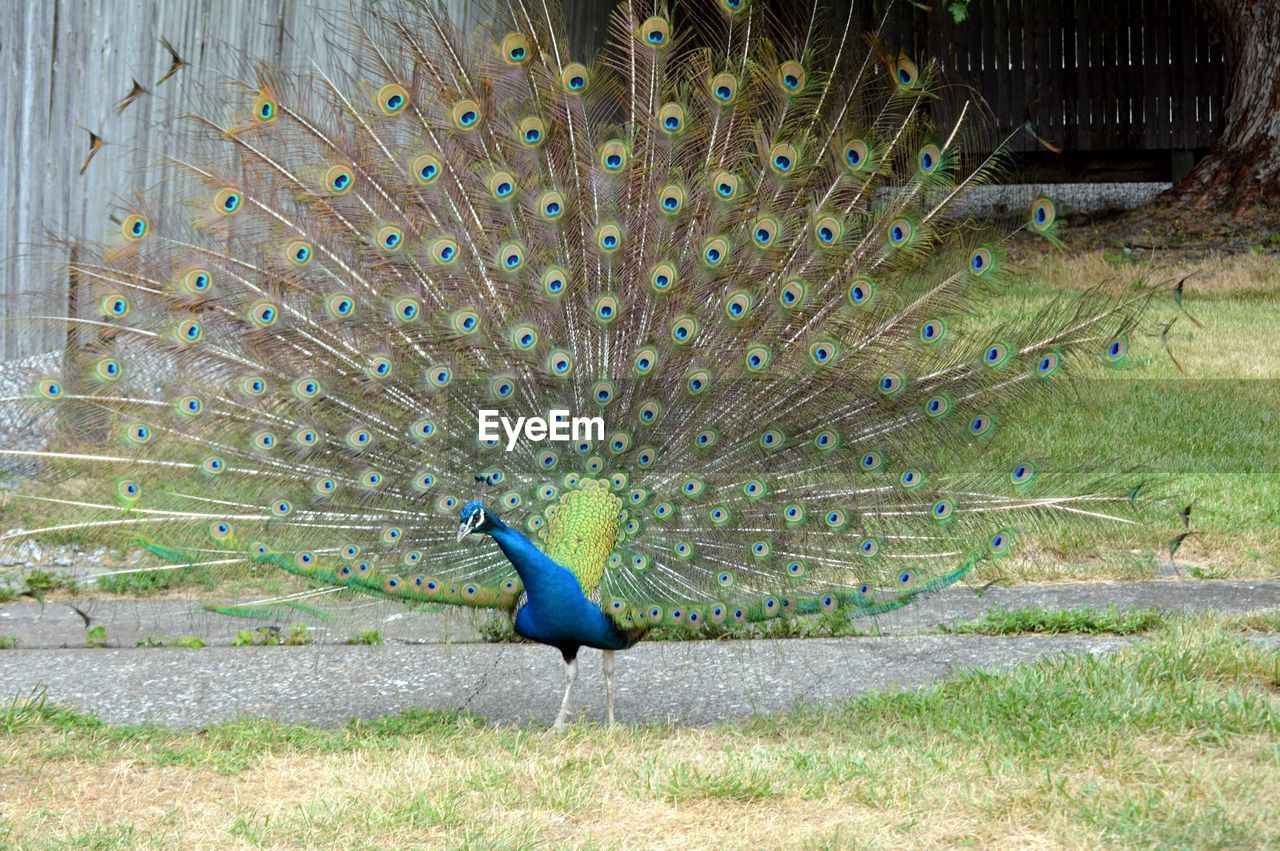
602;649;616;725
553;648;579;731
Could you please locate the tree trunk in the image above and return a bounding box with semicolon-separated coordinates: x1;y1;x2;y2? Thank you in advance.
1168;0;1280;212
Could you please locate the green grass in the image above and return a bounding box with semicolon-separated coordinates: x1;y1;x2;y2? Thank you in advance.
84;625;108;648
0;569;78;604
0;614;1275;847
344;629;384;645
95;565;219;596
946;604;1169;635
231;625;310;647
0;635;17;650
973;251;1280;576
134;634;206;649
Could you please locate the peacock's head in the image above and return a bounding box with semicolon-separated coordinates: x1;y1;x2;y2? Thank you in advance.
457;500;499;541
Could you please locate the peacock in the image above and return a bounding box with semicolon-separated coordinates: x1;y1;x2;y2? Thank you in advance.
1;0;1158;730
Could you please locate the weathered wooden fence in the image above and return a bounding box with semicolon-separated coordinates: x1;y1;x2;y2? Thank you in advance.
0;0;1226;360
873;0;1227;153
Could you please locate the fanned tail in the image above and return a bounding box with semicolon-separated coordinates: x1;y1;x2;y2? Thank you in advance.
1;0;1165;634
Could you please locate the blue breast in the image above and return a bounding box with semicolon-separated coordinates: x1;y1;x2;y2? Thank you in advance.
488;520;637;651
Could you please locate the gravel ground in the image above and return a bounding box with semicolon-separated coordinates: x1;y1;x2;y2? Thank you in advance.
0;350;59;483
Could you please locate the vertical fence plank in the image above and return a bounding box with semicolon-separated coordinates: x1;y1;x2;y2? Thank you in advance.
1145;0;1159;147
991;0;1011;147
1009;0;1027;151
1194;5;1214;147
1060;0;1079;150
1179;1;1199;146
1044;0;1063;148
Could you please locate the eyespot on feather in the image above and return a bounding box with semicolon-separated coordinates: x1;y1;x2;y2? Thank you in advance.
101;294;130;317
779;278;807;309
711;171;739;200
430;237;459;265
538;189;565;221
777;60;805;93
375;225;404;252
284;239;313;266
561;63;590;93
744;345;771;372
658;183;685;215
918;143;941;173
497;242;525;271
121;213;149;242
669;314;698;345
768;142;798;175
814;215;843;246
657;103;685;134
702;236;729;267
639;16;670;47
517;116;546;147
887;218;913;247
252;91;277;123
969;246;994;275
368;350;391;378
212;188;241;215
487;170;517;200
842;138;871;172
541;266;568;297
724;290;752;321
1029;196;1057;233
594;294;620;325
499;32;531;64
599;140;628;172
893;54;921;89
376;83;409;115
181;269;213;295
596;223;622;253
848;278;875;306
451;99;481;130
412;154;442;185
752;215;779;248
709;72;738;105
649;262;677;294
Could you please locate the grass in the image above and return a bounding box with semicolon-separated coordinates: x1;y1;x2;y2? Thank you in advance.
95;564;219;596
977;248;1280;578
345;629;384;646
0;614;1274;848
135;634;206;649
0;569;78;603
945;604;1168;635
231;625;311;647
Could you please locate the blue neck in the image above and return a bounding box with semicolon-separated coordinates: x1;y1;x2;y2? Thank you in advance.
486;518;569;597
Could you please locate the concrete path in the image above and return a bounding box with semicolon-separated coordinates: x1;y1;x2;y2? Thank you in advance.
0;635;1132;728
0;579;1275;728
